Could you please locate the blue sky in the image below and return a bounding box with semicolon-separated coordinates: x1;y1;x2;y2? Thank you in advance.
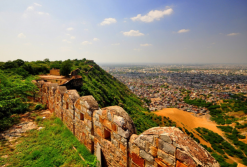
0;0;246;64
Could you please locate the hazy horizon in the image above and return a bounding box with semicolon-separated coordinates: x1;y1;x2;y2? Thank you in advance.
0;0;247;64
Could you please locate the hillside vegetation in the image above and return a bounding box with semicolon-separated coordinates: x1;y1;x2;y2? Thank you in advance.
0;58;175;134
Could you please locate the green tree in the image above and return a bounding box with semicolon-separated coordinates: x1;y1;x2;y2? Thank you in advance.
60;60;72;76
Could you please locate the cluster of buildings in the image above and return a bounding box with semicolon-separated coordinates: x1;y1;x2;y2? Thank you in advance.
102;65;247;114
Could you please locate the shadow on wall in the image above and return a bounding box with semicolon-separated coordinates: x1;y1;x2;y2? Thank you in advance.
33;80;220;167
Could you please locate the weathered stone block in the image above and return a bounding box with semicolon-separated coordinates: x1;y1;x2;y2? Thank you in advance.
103;119;112;130
113;132;121;140
112;138;119;148
160;133;172;144
157;149;175;166
158;139;175;155
121;137;127;147
155;158;168;167
118;127;130;138
130;153;145;167
95;121;102;128
114;115;125;127
175;149;196;167
176;160;188;167
140;150;154;163
145;160;154;167
149;146;157;157
107;112;112;121
120;143;127;154
131;144;140;155
134;137;146;150
97;128;103;138
99;117;104;124
112;123;117;132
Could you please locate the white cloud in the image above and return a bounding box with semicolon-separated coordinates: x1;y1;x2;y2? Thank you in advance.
122;30;144;36
177;29;190;33
26;6;34;11
112;43;120;45
81;41;92;45
93;38;99;41
100;18;117;26
67;27;74;31
140;43;152;46
131;7;173;23
38;12;49;16
70;36;76;39
18;33;26;38
34;3;42;6
84;29;89;31
227;33;239;36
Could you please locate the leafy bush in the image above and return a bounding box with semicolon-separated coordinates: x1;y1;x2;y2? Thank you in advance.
34;104;45;110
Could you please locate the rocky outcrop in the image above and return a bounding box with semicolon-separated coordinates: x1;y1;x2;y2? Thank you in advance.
34;80;220;167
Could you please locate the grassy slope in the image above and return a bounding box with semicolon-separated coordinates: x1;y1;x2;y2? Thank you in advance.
0;116;97;167
77;60;168;134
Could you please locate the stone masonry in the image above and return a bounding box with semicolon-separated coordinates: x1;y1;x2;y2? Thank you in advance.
34;80;220;167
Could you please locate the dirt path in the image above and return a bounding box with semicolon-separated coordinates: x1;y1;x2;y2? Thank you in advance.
155;108;223;135
0;110;51;143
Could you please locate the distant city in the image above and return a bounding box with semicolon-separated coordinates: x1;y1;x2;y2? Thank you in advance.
102;64;247;114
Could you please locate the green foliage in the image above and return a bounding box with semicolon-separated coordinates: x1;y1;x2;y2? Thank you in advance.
236;123;247;129
35;116;43;123
60;59;73;76
217;126;233;133
1;60;50;77
0;70;38;131
183;127;200;143
0;117;97;167
34;104;45;110
50;60;62;69
211;153;237;167
200;144;213;152
184;95;244;125
196;127;246;161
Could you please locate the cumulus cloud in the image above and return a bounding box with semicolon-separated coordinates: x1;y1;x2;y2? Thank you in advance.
81;41;92;45
177;29;190;33
70;36;76;39
122;30;144;36
227;33;239;36
140;43;152;46
112;43;120;45
18;33;26;38
67;27;74;31
34;3;42;6
131;7;173;23
100;18;117;26
26;6;34;11
93;38;99;41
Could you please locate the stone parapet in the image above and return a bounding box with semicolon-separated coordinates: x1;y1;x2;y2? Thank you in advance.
33;80;220;167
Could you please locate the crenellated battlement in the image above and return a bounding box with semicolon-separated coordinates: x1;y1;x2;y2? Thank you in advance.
33;80;220;167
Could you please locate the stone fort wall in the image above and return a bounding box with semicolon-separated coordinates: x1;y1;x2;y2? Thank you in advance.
50;69;60;76
33;80;220;167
